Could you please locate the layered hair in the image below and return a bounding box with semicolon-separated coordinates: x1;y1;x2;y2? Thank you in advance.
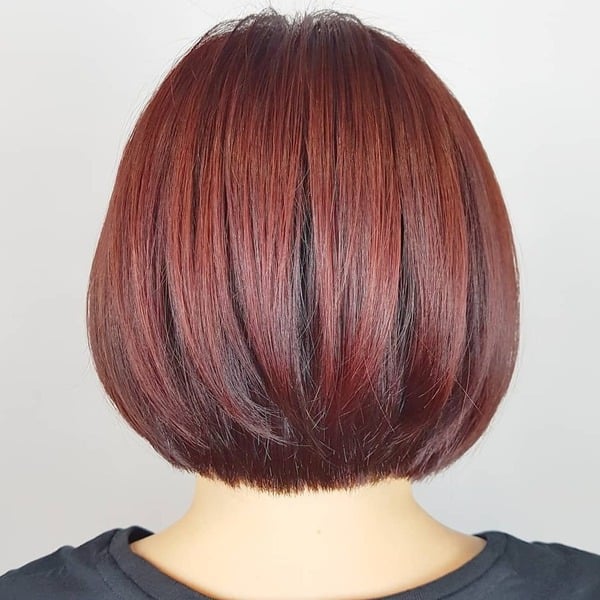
87;9;520;493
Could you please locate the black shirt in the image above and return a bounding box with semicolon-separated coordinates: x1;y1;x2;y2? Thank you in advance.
1;525;600;599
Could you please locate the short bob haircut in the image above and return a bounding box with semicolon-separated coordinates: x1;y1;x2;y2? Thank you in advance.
87;8;519;494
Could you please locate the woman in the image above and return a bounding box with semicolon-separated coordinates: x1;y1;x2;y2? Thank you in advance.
2;8;599;600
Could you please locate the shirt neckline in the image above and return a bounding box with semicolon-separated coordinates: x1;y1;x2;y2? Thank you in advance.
108;524;508;600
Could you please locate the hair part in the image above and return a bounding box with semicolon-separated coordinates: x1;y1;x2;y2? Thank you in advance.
86;8;520;494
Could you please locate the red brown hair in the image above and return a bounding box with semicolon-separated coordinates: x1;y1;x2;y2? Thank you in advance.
87;9;520;493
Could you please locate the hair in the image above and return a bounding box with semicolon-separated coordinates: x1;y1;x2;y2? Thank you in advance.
86;8;519;494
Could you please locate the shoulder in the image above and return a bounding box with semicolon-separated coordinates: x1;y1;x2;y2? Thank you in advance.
490;530;600;599
0;528;119;600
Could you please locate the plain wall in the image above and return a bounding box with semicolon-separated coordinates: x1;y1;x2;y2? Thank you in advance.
1;0;598;572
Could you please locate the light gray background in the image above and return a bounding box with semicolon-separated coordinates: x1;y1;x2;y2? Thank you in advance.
1;0;598;573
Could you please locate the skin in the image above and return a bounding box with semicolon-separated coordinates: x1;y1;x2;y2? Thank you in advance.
130;475;487;600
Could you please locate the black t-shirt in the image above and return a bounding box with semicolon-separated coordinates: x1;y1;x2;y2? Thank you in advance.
1;525;600;599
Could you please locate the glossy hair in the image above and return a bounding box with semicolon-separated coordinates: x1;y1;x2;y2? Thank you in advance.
87;8;519;493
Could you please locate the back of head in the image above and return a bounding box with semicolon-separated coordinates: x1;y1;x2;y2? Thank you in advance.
86;9;519;494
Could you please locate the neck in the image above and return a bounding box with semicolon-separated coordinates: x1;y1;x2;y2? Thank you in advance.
130;475;486;600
